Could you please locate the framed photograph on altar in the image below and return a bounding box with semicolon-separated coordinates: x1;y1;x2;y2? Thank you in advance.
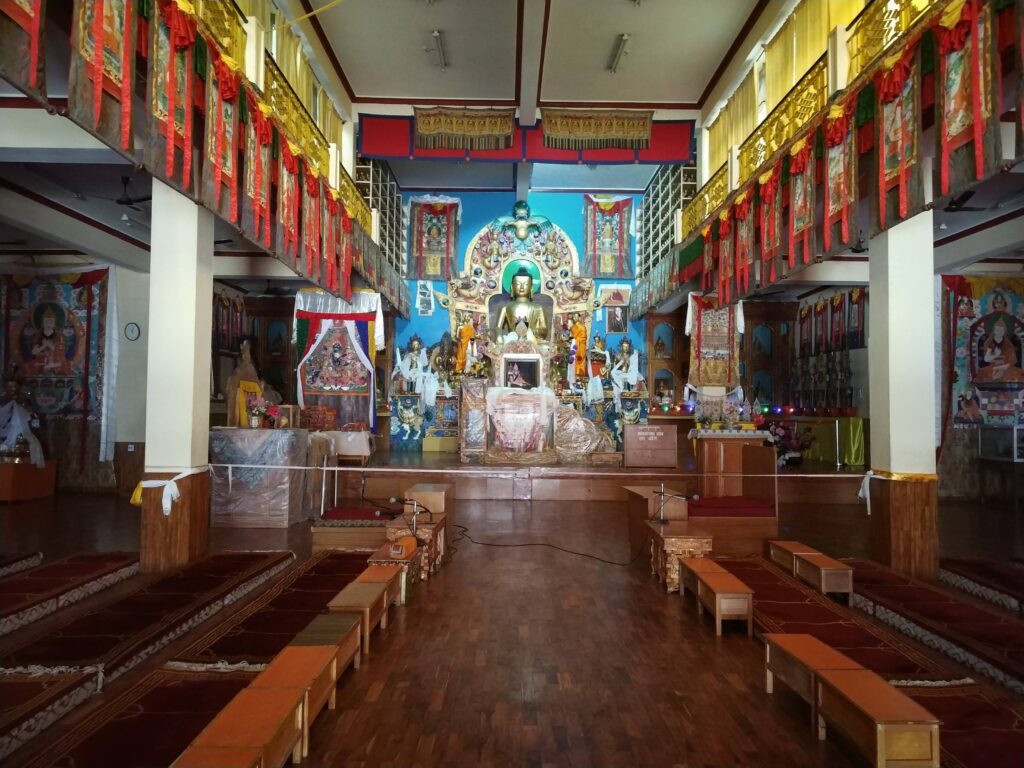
502;354;541;389
607;305;628;335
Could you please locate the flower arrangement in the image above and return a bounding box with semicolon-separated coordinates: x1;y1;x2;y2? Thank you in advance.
765;421;816;465
245;395;280;427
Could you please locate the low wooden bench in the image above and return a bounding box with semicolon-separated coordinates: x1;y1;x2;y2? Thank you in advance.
793;552;853;599
764;633;865;732
817;668;940;768
768;540;821;575
368;541;421;604
327;581;389;654
189;687;304;768
172;746;261;767
356;564;404;607
695;571;753;636
678;556;727;599
290;612;362;674
251;645;338;759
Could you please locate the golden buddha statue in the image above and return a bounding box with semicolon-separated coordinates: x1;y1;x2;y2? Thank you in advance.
494;267;548;342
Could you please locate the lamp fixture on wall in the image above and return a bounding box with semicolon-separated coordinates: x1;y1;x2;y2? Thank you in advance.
425;29;448;70
609;33;631;74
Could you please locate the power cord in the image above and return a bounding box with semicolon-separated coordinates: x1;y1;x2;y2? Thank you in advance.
452;523;647;567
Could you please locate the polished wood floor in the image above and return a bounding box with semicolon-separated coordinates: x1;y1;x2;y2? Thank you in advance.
1;492;1021;766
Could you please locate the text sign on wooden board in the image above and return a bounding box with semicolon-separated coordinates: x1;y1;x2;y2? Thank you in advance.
624;424;678;468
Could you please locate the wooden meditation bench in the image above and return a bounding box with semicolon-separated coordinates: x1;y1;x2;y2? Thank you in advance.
768;540;821;575
368;540;421;604
356;564;404;607
251;645;338;759
793;552;853;599
816;668;940;768
678;556;727;599
181;687;304;767
290;611;362;674
327;580;389;654
764;633;865;732
695;570;753;636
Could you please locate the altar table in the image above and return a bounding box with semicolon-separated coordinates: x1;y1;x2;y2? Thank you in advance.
647;520;712;593
688;430;771;498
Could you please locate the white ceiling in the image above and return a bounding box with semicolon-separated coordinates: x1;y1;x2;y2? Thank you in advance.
388;159;515;190
310;0;759;106
531;162;657;191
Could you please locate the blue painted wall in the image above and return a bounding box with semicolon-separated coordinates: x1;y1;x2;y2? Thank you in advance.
395;191;645;358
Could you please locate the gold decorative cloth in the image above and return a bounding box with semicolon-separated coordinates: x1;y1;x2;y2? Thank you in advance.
540;108;653;150
413;107;515;150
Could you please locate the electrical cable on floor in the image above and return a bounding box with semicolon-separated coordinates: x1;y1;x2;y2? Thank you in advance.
452;524;647;567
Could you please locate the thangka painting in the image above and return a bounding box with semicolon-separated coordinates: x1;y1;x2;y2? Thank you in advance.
823;102;857;256
242;89;272;248
0;0;47;99
298;320;374;427
69;0;135;155
2;269;108;418
874;48;923;233
951;279;1024;425
788;137;814;268
201;55;240;225
686;295;741;389
582;195;633;278
409;197;460;280
145;1;194;192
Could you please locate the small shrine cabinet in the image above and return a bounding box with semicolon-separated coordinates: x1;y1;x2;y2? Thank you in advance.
646;311;687;406
742;302;797;407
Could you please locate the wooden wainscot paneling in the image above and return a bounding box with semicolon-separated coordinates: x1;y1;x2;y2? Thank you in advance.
869;476;938;580
140;470;210;574
114;442;145;497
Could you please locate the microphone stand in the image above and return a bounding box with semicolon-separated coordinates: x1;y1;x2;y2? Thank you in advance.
655;483;668;525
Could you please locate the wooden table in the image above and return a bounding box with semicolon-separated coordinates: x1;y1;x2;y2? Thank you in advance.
251;645;338;758
647;520;712;593
327;581;389;654
769;540;821;575
691;430;771;497
191;687;304;768
386;513;447;578
764;633;865;732
290;612;362;673
368;542;421;604
624;485;689;522
794;552;853;598
695;571;753;636
356;564;404;607
817;668;940;768
677;556;726;599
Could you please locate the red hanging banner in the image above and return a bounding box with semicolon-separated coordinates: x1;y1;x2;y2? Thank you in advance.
758;164;782;283
787;135;815;268
823;100;856;254
733;189;753;294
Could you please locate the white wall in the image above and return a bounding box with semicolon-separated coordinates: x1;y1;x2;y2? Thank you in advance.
114;267;149;443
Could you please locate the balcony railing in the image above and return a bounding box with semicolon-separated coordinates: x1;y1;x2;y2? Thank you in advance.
681;163;729;239
847;0;936;81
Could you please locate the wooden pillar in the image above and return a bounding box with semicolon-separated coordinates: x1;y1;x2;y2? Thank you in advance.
140;180;214;573
867;210;938;579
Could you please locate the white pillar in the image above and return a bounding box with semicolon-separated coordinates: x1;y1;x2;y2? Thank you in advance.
144;180;214;472
341;120;356;178
868;209;936;474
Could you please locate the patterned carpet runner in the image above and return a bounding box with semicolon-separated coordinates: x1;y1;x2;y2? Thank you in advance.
0;552;139;636
939;558;1024;614
0;553;43;579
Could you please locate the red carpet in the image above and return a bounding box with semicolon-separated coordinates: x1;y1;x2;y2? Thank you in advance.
713;556;1024;768
322;505;393;521
0;550;293;758
0;670;96;759
848;559;1024;692
16;668;254;768
940;558;1024;613
0;553;43;578
170;550;369;667
0;552;139;636
688;496;775;518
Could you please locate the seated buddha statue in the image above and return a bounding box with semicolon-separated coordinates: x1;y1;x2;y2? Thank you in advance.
494;267;549;343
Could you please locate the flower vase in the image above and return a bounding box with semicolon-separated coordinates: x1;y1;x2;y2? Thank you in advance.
248;415;262;429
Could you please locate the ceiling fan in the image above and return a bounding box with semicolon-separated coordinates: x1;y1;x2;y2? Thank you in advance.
943;190;985;213
115;176;151;211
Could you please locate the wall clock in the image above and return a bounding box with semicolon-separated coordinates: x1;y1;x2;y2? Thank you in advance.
124;322;141;341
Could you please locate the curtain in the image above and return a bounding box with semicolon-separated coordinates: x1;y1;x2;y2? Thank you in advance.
828;0;866;29
707;112;728;174
792;0;830;79
728;69;757;151
765;16;794;110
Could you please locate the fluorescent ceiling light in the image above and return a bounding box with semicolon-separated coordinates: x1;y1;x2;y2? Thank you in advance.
609;33;630;74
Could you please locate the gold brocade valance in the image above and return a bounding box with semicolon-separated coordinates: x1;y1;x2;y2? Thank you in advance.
540;108;653;150
413;107;516;151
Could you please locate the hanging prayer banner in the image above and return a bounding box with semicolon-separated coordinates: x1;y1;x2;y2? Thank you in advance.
277;138;302;269
831;293;847;351
201;46;241;224
414;107;515;151
758;164;782;285
788;135;815;269
873;45;924;234
409;197;460;280
847;287;866;348
799;305;813;358
339;201;354;301
700;224;714;293
541;109;653;150
145;0;196;194
68;0;136;157
717;209;733;304
0;0;46;100
323;186;341;295
241;90;272;248
582;195;633;278
823;101;858;256
734;190;754;295
686;294;742;388
934;0;1000;200
814;299;828;355
302;170;322;283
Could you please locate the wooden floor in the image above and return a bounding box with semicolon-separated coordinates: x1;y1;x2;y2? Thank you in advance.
1;492;1021;766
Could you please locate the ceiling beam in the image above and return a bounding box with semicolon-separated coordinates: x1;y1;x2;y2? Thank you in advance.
519;0;547;126
213;255;306;280
0;108;127;164
933;208;1024;273
515;162;533;200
